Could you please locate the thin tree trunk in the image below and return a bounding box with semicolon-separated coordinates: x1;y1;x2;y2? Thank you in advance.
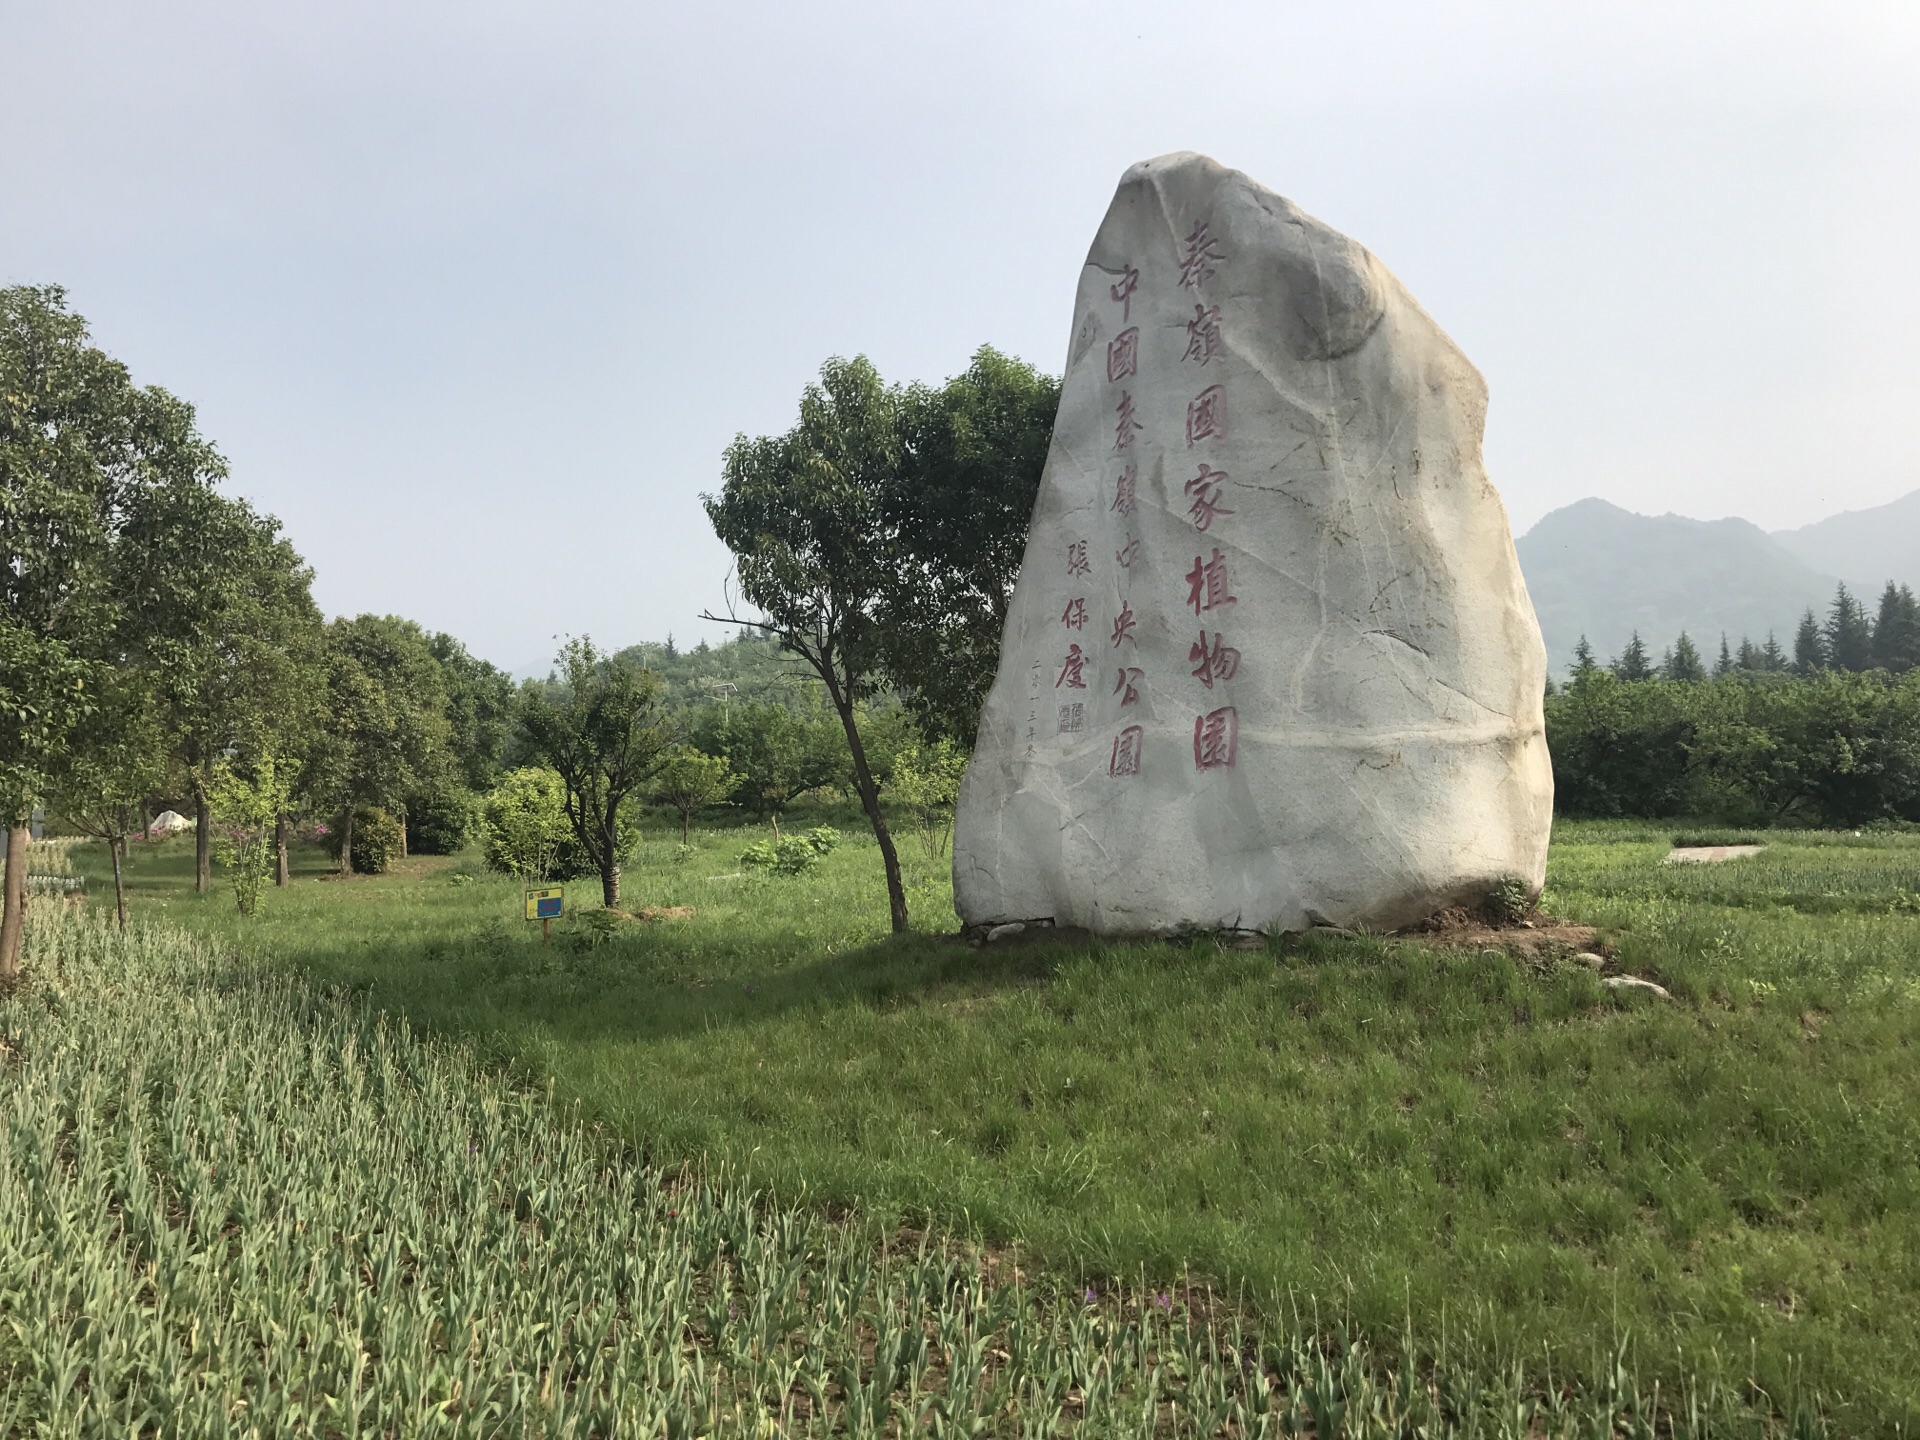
194;791;212;893
111;837;128;931
397;808;408;859
339;808;354;875
828;686;908;934
601;860;619;909
681;809;690;845
0;825;28;984
769;813;780;841
275;813;289;887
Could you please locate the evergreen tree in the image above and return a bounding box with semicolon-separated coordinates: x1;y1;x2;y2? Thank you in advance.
1793;609;1826;675
1665;632;1706;683
1760;630;1787;672
1824;583;1874;672
1611;631;1653;681
1735;635;1762;672
1714;633;1734;678
1872;581;1920;674
1570;635;1599;681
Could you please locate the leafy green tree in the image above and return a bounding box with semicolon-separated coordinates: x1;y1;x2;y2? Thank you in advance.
479;767;576;881
884;347;1060;746
1;285;277;974
50;669;166;931
1611;632;1653;681
312;616;451;873
1;285;141;980
132;487;323;892
517;637;668;908
1825;583;1874;673
426;631;517;789
651;745;736;843
1872;582;1920;674
688;695;845;822
1665;632;1707;683
1794;609;1827;675
703;356;913;932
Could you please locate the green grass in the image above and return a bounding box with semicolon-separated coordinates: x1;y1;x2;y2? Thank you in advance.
53;813;1920;1432
7;901;1795;1436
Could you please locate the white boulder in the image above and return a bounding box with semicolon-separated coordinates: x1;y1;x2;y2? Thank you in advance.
953;153;1552;936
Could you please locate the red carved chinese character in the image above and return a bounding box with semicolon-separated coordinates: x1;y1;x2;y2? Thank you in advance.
1056;644;1088;689
1110;265;1139;321
1113;392;1142;452
1185;548;1235;615
1107;327;1139;383
1110;604;1137;647
1178;221;1224;291
1110;724;1144;777
1186;384;1226;446
1065;541;1090;577
1110;464;1137;516
1183;464;1234;532
1193;706;1238;769
1183;304;1223;365
1061;597;1088;630
1116;538;1141;570
1113;666;1144;706
1189;630;1241;689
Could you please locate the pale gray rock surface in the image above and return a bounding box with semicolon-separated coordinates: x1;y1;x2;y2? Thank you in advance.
953;153;1552;936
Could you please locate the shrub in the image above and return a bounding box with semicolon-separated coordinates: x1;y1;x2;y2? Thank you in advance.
408;785;475;855
1483;873;1534;925
321;806;403;875
350;808;402;875
885;740;967;858
208;756;291;915
740;835;826;877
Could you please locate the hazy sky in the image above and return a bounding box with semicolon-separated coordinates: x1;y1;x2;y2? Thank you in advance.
5;2;1917;671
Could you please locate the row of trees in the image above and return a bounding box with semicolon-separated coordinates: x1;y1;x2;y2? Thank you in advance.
5;293;1049;965
1546;667;1920;824
1573;581;1920;685
0;286;537;975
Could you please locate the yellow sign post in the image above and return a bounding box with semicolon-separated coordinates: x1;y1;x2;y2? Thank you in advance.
525;886;563;944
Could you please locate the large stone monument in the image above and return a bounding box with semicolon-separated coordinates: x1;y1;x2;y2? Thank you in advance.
953;153;1552;936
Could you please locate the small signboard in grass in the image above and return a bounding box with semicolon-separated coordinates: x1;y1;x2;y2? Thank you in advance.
525;886;563;942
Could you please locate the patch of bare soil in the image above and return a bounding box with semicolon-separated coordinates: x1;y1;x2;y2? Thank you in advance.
1396;906;1605;963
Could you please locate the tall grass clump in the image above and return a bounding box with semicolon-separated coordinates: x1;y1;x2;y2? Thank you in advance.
0;907;1845;1435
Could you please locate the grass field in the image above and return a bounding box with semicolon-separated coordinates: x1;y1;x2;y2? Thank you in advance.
31;814;1920;1432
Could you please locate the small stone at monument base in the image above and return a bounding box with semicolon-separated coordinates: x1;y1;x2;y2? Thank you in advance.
1601;975;1671;999
985;923;1028;943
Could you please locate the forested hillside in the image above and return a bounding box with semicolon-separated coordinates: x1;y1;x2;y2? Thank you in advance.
1516;498;1838;674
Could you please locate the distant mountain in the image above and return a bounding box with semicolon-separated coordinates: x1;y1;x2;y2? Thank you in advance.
1771;489;1920;594
1515;499;1840;675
